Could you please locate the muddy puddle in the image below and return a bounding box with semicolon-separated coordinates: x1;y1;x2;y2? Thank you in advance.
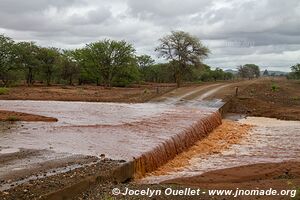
141;117;300;183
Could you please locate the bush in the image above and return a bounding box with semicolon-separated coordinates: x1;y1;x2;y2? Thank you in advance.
271;83;279;92
5;115;20;122
0;87;9;95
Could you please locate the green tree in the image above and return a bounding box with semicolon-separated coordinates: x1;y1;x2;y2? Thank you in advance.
0;35;18;86
84;39;136;87
59;50;80;85
143;63;173;83
211;68;224;81
136;54;155;81
37;47;60;86
238;64;260;79
136;55;155;69
224;72;234;80
70;48;101;85
15;42;40;85
291;63;300;79
156;31;210;87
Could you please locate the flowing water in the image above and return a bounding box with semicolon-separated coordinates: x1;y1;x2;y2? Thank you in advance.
0;100;222;179
141;117;300;183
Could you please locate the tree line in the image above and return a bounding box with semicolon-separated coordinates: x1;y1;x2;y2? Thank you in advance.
1;31;263;88
288;64;300;80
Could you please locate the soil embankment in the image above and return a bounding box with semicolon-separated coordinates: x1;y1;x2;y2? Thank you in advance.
228;78;300;120
0;110;57;122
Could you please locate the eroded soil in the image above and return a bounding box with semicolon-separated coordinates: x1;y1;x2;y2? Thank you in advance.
0;110;57;122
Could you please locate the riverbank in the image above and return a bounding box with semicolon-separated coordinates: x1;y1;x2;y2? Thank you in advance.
0;110;57;122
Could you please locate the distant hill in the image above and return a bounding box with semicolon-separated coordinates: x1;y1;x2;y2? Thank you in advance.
224;69;238;74
261;70;289;76
224;69;289;76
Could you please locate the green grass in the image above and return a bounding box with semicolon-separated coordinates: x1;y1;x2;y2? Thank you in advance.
271;83;280;92
0;87;9;95
5;115;20;122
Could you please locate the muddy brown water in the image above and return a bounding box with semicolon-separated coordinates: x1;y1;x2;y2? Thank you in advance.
0;100;222;186
141;117;300;183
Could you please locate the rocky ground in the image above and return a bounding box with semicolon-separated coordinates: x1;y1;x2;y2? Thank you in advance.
0;157;124;200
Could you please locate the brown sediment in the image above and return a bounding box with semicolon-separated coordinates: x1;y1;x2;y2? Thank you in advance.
0;84;175;103
149;120;252;176
133;111;223;178
163;161;300;189
0;110;58;122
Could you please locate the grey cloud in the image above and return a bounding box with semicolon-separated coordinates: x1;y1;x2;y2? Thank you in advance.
0;0;299;71
127;0;212;18
0;0;81;13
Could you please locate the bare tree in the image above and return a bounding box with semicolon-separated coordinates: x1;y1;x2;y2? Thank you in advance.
156;31;210;87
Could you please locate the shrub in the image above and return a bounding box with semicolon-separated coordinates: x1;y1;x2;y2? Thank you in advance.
0;87;9;95
143;89;150;94
5;115;20;122
271;83;279;92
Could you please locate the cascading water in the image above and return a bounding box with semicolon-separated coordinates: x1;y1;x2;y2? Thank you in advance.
133;111;222;178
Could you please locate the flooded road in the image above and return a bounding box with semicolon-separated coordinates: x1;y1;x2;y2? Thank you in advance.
141;117;300;183
0;100;222;184
0;100;219;159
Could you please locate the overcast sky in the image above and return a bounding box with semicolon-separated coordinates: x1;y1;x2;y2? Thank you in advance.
1;0;299;71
